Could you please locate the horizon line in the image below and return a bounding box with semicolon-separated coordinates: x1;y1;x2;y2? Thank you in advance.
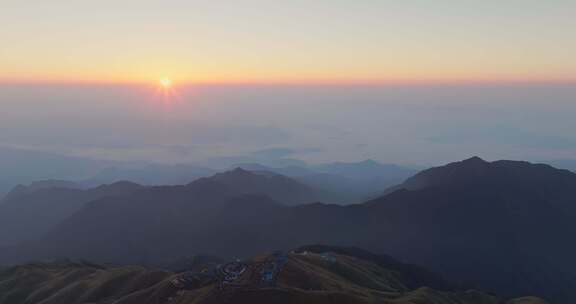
1;77;575;87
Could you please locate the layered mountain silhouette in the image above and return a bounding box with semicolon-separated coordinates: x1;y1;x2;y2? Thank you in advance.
83;160;414;204
204;168;323;205
0;181;142;246
0;246;546;304
3;157;576;302
5;170;325;264
3;180;82;200
236;160;417;203
83;164;217;187
0;146;118;197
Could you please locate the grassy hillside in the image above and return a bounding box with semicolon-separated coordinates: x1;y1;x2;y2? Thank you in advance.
0;250;547;304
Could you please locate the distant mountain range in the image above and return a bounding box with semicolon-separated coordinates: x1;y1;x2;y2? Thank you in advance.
82;164;217;187
0;146;417;206
0;245;546;304
2;180;83;200
83;159;417;204
235;160;417;203
2;157;575;302
0;168;330;248
206;168;324;205
0;181;142;247
0;146;116;197
0;158;410;247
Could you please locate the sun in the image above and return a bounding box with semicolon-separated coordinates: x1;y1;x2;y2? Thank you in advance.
154;77;181;106
159;77;173;89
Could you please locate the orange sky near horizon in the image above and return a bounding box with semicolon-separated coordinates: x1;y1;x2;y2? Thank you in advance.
1;1;575;85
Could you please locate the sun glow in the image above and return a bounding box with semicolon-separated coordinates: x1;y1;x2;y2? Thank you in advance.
159;77;173;89
153;77;182;108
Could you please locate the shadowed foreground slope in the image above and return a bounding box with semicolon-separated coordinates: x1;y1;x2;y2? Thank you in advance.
0;247;546;304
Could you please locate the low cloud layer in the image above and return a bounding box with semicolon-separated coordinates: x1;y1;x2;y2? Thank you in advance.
1;83;575;165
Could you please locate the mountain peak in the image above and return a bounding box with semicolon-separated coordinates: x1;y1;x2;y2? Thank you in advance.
392;156;576;193
392;157;492;191
205;167;259;182
460;156;488;165
359;159;379;165
200;168;322;205
230;167;253;174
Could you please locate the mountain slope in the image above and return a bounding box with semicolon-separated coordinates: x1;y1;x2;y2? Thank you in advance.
315;159;415;181
20;179;239;264
0;247;545;304
3;180;82;201
393;156;576;194
83;164;217;187
0;168;319;254
205;168;324;205
367;157;576;302
5;158;575;302
236;160;417;204
0;181;142;246
11;170;311;264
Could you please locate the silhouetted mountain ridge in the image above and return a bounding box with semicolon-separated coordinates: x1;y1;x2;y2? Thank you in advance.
396;156;576;191
3;180;82;201
0;181;142;246
236;160;417;203
2;158;574;302
195;167;323;205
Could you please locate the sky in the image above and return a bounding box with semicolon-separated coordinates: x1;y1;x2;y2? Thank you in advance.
0;1;575;166
1;1;575;84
